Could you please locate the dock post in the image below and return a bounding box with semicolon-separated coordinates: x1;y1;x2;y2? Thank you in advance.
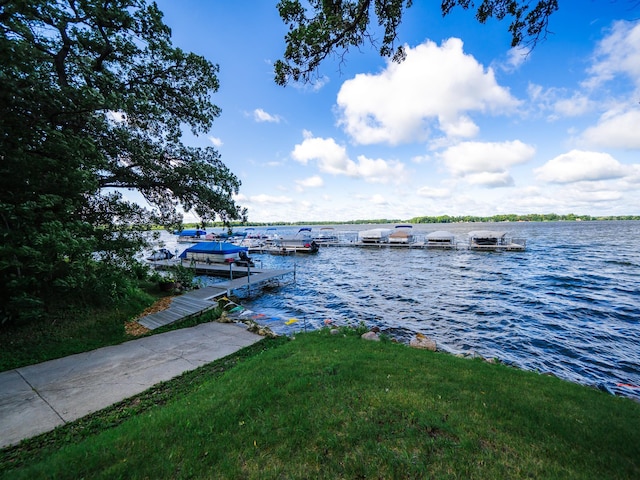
229;262;233;280
247;264;251;296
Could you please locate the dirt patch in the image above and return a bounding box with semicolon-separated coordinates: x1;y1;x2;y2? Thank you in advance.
125;296;174;336
125;321;151;336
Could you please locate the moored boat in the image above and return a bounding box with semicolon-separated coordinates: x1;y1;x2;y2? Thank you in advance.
426;231;456;249
389;225;415;244
175;229;209;243
358;227;392;244
267;228;320;254
313;227;339;245
468;231;526;251
179;241;250;263
147;248;175;261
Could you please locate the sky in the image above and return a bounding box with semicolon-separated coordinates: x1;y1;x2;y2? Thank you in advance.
149;0;640;223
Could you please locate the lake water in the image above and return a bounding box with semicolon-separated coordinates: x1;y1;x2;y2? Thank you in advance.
157;221;640;400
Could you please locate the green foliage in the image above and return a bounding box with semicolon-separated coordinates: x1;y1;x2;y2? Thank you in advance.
0;0;245;323
275;0;559;85
162;264;195;288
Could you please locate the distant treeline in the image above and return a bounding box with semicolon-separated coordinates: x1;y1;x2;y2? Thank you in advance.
180;213;640;229
407;213;640;223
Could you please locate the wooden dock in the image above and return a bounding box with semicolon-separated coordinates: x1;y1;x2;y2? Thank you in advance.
139;264;294;330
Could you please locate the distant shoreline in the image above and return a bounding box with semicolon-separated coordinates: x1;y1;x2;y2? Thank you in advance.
168;215;640;230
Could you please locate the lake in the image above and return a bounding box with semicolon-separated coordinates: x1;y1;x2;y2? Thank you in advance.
157;221;640;400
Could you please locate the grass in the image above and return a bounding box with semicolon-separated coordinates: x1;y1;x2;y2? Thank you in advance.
0;284;164;371
0;281;226;372
2;329;639;479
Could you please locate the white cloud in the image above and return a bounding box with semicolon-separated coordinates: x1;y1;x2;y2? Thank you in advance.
291;135;351;173
253;108;281;123
535;150;630;183
583;20;640;91
246;194;293;204
291;75;330;92
208;136;223;147
527;84;594;120
505;46;530;71
465;171;514;188
291;133;407;184
336;38;520;145
496;45;531;73
416;186;449;198
438;140;535;187
411;154;432;164
296;175;324;189
581;109;640;149
370;194;388;205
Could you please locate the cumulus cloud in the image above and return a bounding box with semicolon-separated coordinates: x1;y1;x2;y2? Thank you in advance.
335;38;520;145
581;109;640;149
438;140;535;187
291;132;406;183
253;108;281;123
295;175;324;190
208;136;223;147
534;150;630;183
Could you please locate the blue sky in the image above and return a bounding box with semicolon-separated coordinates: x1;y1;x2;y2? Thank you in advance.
150;1;640;223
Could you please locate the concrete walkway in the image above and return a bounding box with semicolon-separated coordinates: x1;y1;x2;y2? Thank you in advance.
0;321;261;449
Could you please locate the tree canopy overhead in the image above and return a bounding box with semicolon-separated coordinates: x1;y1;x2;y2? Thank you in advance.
0;0;245;322
274;0;559;85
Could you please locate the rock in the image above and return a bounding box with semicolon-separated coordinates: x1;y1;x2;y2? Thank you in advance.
361;331;380;341
330;328;340;335
409;333;436;351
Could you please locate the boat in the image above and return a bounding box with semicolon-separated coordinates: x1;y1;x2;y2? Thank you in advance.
358;227;392;244
175;229;209;243
267;228;320;254
468;231;526;251
312;227;339;245
178;241;251;264
147;248;175;261
388;225;415;244
234;228;269;250
426;231;456;249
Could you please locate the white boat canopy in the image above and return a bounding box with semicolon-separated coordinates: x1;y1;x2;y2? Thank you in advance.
468;230;506;239
427;231;455;240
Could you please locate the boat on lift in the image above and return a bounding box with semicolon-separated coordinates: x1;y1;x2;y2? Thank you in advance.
468;231;526;251
426;231;456;249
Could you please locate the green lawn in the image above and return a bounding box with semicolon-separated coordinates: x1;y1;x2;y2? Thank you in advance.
2;329;638;479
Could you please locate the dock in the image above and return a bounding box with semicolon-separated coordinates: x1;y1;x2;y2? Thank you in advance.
140;262;294;330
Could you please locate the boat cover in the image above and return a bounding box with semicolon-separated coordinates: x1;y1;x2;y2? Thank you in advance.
468;230;506;239
179;242;248;258
176;229;207;236
427;231;455;240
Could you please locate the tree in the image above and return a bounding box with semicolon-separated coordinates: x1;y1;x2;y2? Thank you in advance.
0;0;245;323
274;0;559;85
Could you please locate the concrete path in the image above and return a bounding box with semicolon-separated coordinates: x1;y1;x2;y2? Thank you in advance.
0;321;261;449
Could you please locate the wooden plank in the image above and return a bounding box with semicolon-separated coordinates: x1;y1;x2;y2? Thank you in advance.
137;268;293;330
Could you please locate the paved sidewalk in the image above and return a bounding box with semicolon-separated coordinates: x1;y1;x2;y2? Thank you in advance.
0;321;261;449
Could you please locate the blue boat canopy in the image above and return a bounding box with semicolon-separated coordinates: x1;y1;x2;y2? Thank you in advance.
179;242;248;258
175;229;206;236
